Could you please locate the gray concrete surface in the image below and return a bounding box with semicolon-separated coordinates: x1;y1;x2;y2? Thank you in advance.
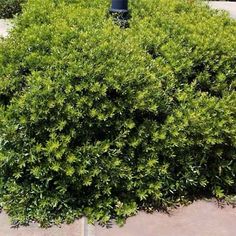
208;1;236;19
83;217;96;236
96;200;236;236
0;19;13;37
0;211;84;236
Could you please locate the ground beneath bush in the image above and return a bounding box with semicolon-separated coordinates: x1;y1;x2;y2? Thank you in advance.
0;19;12;37
0;211;85;236
208;1;236;19
95;200;236;236
0;200;235;236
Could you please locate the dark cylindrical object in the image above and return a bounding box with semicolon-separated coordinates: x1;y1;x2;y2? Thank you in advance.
110;0;128;13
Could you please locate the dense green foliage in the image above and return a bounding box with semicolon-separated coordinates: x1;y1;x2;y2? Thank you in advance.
0;0;235;227
0;0;25;18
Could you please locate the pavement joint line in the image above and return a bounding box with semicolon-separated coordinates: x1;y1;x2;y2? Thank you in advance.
82;217;95;236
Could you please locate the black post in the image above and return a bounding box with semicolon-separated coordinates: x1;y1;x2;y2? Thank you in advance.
110;0;128;13
110;0;130;28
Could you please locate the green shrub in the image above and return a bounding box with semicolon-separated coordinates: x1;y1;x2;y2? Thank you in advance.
0;0;235;227
0;0;25;18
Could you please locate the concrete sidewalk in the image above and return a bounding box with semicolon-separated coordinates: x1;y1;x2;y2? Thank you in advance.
0;211;85;236
0;19;13;37
96;200;236;236
208;1;236;19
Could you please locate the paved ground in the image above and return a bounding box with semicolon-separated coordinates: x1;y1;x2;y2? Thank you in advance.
0;19;13;37
208;1;236;19
0;211;85;236
96;200;236;236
